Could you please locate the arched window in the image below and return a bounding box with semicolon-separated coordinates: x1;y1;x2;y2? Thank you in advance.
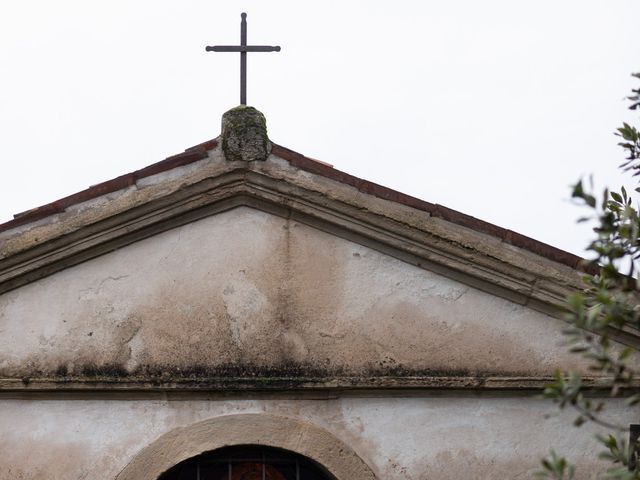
158;445;334;480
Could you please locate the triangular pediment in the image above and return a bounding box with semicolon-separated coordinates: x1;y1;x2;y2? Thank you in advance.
0;205;591;389
0;141;584;312
0;137;633;392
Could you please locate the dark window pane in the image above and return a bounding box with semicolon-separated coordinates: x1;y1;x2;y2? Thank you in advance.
270;462;297;480
200;463;228;480
158;445;332;480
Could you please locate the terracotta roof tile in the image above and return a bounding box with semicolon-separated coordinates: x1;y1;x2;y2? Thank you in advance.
271;143;589;273
0;140;216;233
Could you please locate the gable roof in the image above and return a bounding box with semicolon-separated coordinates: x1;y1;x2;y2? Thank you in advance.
1;138;585;270
2;107;640;395
0;107;598;328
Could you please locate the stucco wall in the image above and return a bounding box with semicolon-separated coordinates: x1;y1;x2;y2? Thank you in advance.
0;206;630;479
0;396;633;479
0;207;584;379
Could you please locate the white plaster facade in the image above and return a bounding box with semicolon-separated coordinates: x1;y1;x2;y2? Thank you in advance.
0;118;633;479
0;208;590;377
0;396;634;479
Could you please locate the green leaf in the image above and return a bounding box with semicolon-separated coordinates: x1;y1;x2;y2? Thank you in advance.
619;347;632;361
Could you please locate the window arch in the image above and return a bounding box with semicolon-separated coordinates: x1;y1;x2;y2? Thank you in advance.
159;445;333;480
114;414;377;480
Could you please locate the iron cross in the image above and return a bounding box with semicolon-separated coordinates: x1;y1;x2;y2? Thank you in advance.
206;13;281;105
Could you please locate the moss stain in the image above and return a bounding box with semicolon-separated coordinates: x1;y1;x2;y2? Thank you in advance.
221;106;271;162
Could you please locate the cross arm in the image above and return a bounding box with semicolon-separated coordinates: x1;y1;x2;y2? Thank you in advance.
205;45;281;52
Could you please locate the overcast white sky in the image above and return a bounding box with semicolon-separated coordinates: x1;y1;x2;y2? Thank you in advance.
1;1;639;256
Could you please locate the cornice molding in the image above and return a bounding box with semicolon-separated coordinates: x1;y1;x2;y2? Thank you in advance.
0;374;623;395
0;162;582;318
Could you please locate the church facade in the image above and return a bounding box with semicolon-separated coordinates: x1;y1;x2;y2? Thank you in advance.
0;107;634;479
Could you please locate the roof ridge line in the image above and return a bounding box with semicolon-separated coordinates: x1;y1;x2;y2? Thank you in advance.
270;143;592;274
0;138;593;275
2;139;219;233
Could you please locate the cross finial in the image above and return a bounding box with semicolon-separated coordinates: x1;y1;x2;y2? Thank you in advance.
206;13;281;106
